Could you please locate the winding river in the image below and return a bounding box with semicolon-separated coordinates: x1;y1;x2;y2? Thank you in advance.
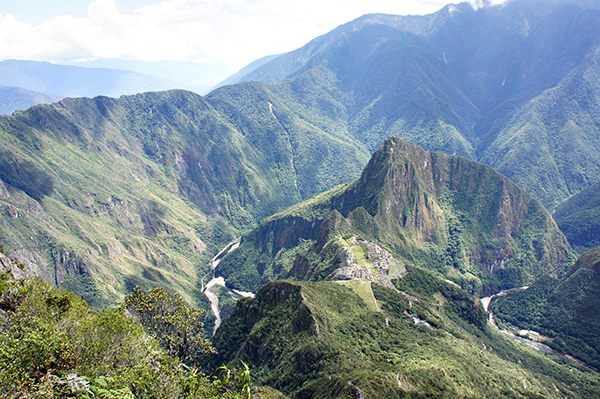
482;287;554;353
202;239;254;336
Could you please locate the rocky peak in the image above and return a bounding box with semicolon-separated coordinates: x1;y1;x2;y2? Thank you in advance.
217;137;576;296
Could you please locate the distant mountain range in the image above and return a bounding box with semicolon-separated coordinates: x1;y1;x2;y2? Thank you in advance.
1;0;600;397
0;59;232;115
5;0;600;209
68;58;235;93
0;85;61;115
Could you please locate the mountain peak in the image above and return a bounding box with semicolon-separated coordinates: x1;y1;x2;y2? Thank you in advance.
218;137;575;296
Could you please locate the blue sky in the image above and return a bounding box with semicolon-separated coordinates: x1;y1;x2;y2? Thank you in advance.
0;0;506;70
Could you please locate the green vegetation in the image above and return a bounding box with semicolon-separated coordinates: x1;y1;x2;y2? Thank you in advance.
0;254;258;398
217;138;576;297
1;0;599;311
492;246;600;370
123;287;214;365
1;1;600;397
0;89;367;307
553;182;600;254
240;0;600;208
0;150;54;201
212;277;600;398
336;279;380;312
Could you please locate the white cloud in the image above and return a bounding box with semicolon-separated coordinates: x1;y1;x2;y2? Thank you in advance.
0;0;453;69
467;0;509;10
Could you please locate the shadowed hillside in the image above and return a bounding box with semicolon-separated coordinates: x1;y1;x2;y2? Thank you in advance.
493;246;600;370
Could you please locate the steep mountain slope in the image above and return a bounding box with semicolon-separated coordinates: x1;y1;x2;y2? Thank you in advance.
0;89;367;307
272;23;481;158
553;182;600;254
0;0;595;312
211;276;600;398
212;54;280;90
238;12;458;85
480;44;600;206
216;138;575;298
492;246;600;370
235;0;600;207
0;85;62;115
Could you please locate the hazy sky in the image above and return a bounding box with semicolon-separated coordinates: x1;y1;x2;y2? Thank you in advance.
0;0;506;70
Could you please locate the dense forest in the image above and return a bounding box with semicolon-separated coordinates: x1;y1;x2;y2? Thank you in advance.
1;0;600;397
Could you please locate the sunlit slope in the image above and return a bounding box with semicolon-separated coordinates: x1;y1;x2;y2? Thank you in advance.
0;89;368;306
238;0;600;207
216;138;575;296
211;276;600;398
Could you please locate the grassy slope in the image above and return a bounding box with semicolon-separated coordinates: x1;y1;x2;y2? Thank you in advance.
212;274;600;398
0;89;368;307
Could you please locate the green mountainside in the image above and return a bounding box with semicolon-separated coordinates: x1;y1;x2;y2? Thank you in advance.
0;89;367;307
1;0;598;306
216;138;575;298
0;251;266;399
481;45;600;207
553;182;600;253
235;0;600;207
1;1;599;397
211;276;600;398
492;246;600;370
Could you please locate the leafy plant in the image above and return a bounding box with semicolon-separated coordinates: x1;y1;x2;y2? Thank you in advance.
216;361;252;399
122;286;215;365
0;269;226;398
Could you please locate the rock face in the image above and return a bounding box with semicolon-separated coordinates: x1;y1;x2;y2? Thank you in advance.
0;252;36;280
217;138;576;296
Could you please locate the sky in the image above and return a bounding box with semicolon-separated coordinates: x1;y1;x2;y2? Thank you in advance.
0;0;507;73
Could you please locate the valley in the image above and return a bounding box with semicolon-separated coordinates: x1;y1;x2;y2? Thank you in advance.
202;239;245;335
1;0;600;397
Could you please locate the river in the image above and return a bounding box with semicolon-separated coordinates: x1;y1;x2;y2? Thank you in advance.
482;287;554;353
202;239;254;336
